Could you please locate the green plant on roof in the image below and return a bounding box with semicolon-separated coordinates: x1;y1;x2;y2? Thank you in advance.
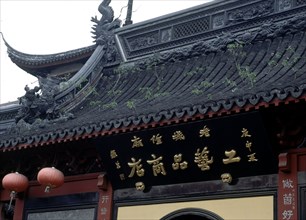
191;80;214;95
76;78;89;90
139;87;169;100
224;77;237;87
268;60;277;66
138;59;169;100
223;77;238;92
227;42;256;88
185;67;206;76
191;88;203;95
102;101;118;109
207;93;213;100
107;89;122;97
236;64;256;87
86;86;99;97
227;42;246;58
146;52;160;71
90;100;102;107
268;46;301;80
126;99;136;110
114;64;134;76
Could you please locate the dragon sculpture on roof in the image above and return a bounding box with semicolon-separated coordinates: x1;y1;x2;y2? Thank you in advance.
91;0;121;43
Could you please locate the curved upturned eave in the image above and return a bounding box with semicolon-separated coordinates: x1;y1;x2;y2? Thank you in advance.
5;39;95;75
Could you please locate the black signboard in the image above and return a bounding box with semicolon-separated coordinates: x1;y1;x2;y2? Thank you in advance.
95;112;277;190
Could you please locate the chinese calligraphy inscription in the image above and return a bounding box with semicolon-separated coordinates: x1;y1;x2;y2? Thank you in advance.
280;178;297;220
248;153;258;162
241;128;258;163
147;154;167;176
172;154;188;170
172;131;185;141
99;113;269;190
99;188;111;220
115;161;121;169
194;147;214;171
128;158;145;177
222;149;241;164
131;136;143;148
241;128;251;137
199;125;211;138
150;134;163;145
110;150;118;159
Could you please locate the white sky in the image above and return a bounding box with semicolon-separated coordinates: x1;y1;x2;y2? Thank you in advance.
0;0;212;104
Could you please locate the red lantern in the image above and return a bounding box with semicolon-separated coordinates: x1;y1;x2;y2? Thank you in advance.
2;172;29;209
37;167;64;192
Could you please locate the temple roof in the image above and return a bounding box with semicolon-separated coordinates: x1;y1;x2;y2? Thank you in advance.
1;0;306;150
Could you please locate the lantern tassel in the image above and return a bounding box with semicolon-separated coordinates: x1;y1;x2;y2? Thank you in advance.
8;191;16;210
44;185;51;193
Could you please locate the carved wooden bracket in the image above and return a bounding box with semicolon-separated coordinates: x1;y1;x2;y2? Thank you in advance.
97;173;108;191
278;152;291;173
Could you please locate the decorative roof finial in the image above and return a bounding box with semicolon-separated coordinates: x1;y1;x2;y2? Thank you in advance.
124;0;134;26
91;0;121;42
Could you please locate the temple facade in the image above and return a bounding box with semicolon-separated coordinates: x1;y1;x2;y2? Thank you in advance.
1;0;306;219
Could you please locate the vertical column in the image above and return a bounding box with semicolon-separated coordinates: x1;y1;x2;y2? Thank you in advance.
13;196;25;220
278;152;298;220
97;174;113;220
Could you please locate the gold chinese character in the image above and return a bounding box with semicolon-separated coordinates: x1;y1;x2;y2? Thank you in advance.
245;141;252;152
110;150;118;159
241;128;251;137
194;147;214;171
172;131;185;141
172;154;188;170
115;161;121;169
248;153;258;162
119;174;125;181
131;136;143;148
223;150;241;164
199;125;211;137
128;158;145;177
150;134;163;145
147;154;167;176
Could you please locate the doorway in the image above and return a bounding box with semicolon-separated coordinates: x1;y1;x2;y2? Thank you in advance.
160;208;224;220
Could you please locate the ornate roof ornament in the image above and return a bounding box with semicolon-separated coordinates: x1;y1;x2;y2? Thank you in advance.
15;76;74;125
91;0;121;43
136;13;306;69
226;0;274;25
